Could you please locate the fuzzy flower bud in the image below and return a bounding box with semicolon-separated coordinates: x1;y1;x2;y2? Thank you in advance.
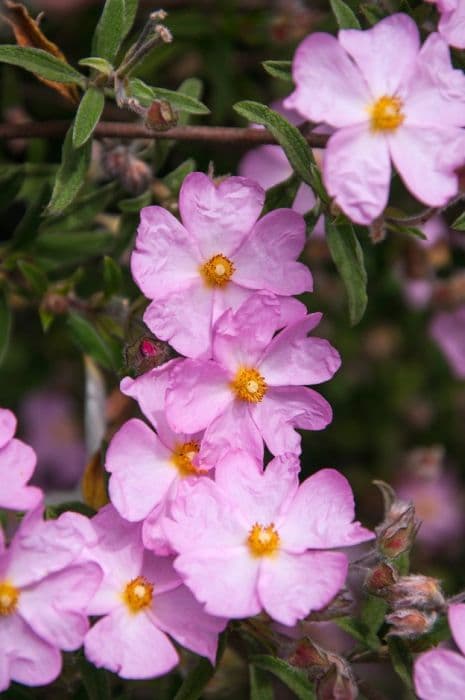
377;503;419;558
386;609;437;639
316;659;358;700
387;575;445;611
287;638;330;671
145;100;178;131
365;561;399;595
102;145;152;195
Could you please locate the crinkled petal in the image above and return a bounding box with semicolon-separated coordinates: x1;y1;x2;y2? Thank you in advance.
430;307;465;378
131;206;200;300
449;603;465;655
277;297;308;327
239;145;292;190
258;551;348;626
106;419;174;522
279;469;374;551
339;14;419;97
439;0;465;49
232;209;311;295
285;33;370;128
199;401;263;467
324;125;391;225
0;408;16;448
179;172;264;257
142;500;174;556
84;606;179;679
414;649;465;700
141;552;182;594
0;438;42;511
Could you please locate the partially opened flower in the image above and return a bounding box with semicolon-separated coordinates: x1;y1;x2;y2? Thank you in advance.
0;507;101;692
414;603;465;698
164;450;373;626
427;0;465;49
165;293;340;463
131;171;312;358
285;13;465;224
0;407;42;512
83;506;226;679
430;305;465;378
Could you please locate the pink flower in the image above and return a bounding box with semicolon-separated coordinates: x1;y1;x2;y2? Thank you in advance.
83;506;226;679
285;14;465;224
107;361;211;554
0;407;42;512
164;450;373;625
0;507;101;691
414;603;465;699
131;171;312;358
430;305;465;378
165;293;341;463
427;0;465;49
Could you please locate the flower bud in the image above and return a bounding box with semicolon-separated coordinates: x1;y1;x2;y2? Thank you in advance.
386;575;445;611
316;661;358;700
386;608;437;638
145;99;178;131
376;503;419;559
365;561;398;595
287;638;330;671
102;145;152;195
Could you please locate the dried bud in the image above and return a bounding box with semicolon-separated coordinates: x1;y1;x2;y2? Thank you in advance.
376;500;420;559
316;660;358;700
369;216;386;244
145;100;178;131
102;145;152;195
365;561;399;595
386;608;437;638
387;575;445;611
287;638;330;671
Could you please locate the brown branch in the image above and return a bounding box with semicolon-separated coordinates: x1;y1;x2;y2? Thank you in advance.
0;120;330;147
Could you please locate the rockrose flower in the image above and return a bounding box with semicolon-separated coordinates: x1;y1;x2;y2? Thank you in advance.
83;506;226;679
131;171;312;358
285;13;465;224
0;507;101;691
164;450;373;625
414;603;465;698
165;293;340;463
427;0;465;49
430;305;465;378
0;407;42;512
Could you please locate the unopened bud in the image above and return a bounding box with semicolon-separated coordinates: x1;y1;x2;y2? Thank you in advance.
124;323;175;376
42;292;68;315
287;638;330;671
387;575;444;611
145;100;178;131
309;589;354;620
386;608;437;638
377;503;419;559
102;146;152;195
317;661;358;700
365;562;398;595
369;216;386;244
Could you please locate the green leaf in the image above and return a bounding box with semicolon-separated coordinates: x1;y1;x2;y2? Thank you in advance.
0;170;23;211
262;60;292;82
129;78;210;114
262;174;300;215
77;652;111;700
103;256;123;298
330;0;361;28
386;221;427;240
17;260;48;295
39;307;54;333
0;289;12;366
73;87;105;148
172;658;215;700
79;56;114;75
68;312;119;371
233;101;315;189
0;46;84;85
118;190;151;212
251;656;316;700
43;183;118;234
33;231;113;267
45;501;96;519
92;0;138;63
47;126;92;214
361;595;388;643
387;638;414;690
325;219;368;325
250;665;274;700
162;158;196;195
452;210;465;230
11;184;49;248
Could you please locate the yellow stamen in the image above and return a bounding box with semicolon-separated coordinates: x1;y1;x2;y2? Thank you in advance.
171;441;203;477
247;523;280;557
122;576;154;614
231;367;267;403
0;581;19;616
370;95;404;132
200;254;235;287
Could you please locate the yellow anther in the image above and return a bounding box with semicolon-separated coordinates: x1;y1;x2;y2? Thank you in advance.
231;367;267;403
370;95;404;132
247;523;280;557
0;581;19;616
200;254;235;287
122;576;153;613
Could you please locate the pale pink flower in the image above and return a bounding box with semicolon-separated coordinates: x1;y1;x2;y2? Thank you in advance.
414;603;465;699
165;293;340;463
83;506;226;679
0;507;101;692
285;14;465;224
0;408;42;512
131;172;312;358
108;360;211;554
430;305;465;378
164;450;373;625
427;0;465;49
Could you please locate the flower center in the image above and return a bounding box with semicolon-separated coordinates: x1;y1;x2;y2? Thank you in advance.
201;254;235;287
370;95;404;132
247;523;280;557
171;440;203;477
122;576;154;613
0;581;19;616
231;367;267;403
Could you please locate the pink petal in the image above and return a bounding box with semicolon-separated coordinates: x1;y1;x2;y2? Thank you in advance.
259;314;341;386
430;307;465;378
0;438;42;511
131;206;200;300
389;126;465;207
285;33;370;128
199;401;263;467
239;145;292;189
106;419;175;522
449;604;465;655
165;359;231;434
438;2;465;49
0;408;16;448
152;583;227;663
293;183;317;215
84;606;179;679
414;649;465;700
339;14;419;96
0;614;61;691
140;552;182;594
324;125;391;225
179;172;264;258
143;281;214;359
278;468;374;551
258;551;348;626
142;499;174;556
277;297;308;327
232;209;312;295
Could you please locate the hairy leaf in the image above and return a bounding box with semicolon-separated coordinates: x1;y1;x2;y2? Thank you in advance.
262;60;292;82
250;665;274;700
129;78;210;114
73;87;105;147
0;46;84;85
92;0;138;63
251;656;316;700
47;126;92;214
330;0;361;28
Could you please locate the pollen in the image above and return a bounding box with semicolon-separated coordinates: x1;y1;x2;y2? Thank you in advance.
247;523;280;557
0;581;19;616
171;440;203;477
200;254;235;287
122;576;154;614
370;95;404;132
231;367;267;403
